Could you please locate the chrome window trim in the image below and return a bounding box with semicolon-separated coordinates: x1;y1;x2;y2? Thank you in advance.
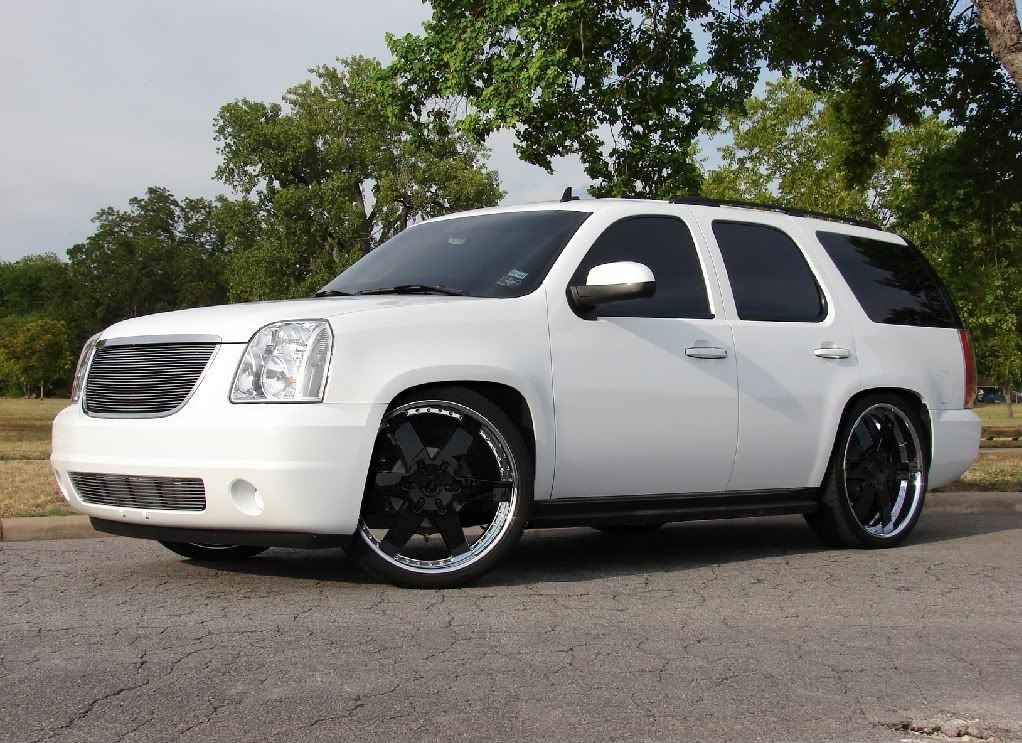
83;340;221;419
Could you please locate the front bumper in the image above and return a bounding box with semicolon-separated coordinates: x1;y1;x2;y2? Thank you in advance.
51;346;386;536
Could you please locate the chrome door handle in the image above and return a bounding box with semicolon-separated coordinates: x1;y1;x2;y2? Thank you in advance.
686;346;728;359
813;346;851;359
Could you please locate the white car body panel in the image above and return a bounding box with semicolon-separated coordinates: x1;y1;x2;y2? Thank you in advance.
689;208;863;491
544;205;739;497
51;199;981;537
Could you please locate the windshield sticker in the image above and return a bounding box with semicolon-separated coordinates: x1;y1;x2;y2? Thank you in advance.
448;236;466;245
497;268;529;287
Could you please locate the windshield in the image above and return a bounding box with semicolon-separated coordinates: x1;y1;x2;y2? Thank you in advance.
318;210;591;298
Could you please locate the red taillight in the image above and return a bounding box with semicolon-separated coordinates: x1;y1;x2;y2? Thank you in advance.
959;329;977;409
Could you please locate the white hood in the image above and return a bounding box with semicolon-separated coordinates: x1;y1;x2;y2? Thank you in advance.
100;295;474;343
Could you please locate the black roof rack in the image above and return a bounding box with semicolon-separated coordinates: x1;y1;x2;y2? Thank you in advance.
668;196;883;231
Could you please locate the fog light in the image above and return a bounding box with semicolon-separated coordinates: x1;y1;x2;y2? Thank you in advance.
230;479;264;516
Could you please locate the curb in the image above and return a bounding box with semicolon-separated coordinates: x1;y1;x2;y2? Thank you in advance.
927;491;1022;514
1;492;1020;543
1;515;96;542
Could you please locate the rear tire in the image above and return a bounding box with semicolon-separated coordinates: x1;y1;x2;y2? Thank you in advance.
354;386;532;589
806;393;928;549
159;542;269;561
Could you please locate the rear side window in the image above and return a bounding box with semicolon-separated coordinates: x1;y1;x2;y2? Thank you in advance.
713;221;825;322
570;216;712;318
816;231;959;328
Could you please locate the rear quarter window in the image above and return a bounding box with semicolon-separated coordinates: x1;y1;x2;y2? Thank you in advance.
816;231;960;328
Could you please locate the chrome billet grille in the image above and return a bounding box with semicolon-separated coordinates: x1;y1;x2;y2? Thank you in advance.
70;473;206;511
84;342;216;416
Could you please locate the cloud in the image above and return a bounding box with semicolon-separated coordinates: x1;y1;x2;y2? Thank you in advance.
0;0;596;262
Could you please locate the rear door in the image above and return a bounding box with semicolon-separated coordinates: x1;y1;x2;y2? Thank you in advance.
689;210;862;491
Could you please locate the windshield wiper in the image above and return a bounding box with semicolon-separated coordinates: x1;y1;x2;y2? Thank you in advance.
314;289;354;297
355;284;468;297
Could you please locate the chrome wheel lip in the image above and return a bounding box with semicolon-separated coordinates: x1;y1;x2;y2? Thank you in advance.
359;399;519;575
842;403;925;539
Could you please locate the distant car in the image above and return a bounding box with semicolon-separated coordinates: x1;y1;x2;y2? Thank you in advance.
52;198;982;587
976;386;1006;405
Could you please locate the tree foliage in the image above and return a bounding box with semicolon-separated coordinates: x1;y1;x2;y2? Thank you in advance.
703;79;1022;390
388;0;755;198
388;0;1021;195
0;254;71;318
0;319;73;399
214;56;503;300
66;187;228;345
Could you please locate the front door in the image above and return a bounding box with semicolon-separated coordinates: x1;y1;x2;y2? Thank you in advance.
548;213;739;498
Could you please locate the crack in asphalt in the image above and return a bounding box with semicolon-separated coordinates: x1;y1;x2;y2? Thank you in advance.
1;514;1019;743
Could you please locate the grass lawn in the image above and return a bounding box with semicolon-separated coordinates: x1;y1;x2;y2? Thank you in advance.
0;397;1018;518
0;398;74;517
975;403;1019;429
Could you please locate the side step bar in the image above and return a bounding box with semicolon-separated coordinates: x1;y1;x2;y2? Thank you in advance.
528;489;819;529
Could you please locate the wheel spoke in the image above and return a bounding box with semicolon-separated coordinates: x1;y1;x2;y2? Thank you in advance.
389;421;427;468
845;458;869;480
851;484;878;523
435;421;479;465
431;509;469;556
373;471;407;499
457;477;513;503
878;483;895;527
381;505;426;556
895;463;921;480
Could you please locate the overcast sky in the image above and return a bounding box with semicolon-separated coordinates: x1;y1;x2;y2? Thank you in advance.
0;0;591;262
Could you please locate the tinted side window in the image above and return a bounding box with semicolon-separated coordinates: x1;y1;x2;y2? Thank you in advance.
570;216;711;318
713;222;825;322
816;231;959;328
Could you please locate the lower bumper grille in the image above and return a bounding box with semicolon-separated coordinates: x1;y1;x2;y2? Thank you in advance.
70;473;206;511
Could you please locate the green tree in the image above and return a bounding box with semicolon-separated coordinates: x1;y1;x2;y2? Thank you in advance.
702;79;1022;408
0;319;73;399
214;56;504;301
0;253;71;318
387;1;1020;195
701;79;954;226
66;187;228;345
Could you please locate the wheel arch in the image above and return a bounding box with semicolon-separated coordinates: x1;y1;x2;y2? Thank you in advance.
820;386;933;488
377;376;550;500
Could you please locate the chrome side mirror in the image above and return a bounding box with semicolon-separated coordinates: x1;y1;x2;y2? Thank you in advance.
568;261;656;311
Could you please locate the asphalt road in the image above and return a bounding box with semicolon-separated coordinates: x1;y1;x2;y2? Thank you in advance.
2;513;1020;743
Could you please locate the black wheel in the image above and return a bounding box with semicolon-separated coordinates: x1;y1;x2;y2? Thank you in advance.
354;386;532;588
159;542;269;561
806;394;927;548
593;523;664;535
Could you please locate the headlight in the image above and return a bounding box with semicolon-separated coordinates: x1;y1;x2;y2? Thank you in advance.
71;333;100;402
231;320;333;403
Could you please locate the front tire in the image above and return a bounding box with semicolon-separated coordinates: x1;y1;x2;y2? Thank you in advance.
806;393;928;548
354;386;532;588
159;542;269;561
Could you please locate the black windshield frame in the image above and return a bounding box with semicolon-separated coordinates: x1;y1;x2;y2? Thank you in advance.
319;210;592;299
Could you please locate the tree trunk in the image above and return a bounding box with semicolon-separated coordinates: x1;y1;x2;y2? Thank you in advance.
1005;385;1015;417
975;0;1022;91
39;380;45;400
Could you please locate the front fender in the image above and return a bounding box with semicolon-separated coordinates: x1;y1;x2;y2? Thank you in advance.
326;293;556;499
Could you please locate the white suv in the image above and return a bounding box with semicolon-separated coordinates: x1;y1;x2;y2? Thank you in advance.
52;197;981;587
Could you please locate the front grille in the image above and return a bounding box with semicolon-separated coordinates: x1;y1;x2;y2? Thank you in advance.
70;473;206;511
84;342;216;416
